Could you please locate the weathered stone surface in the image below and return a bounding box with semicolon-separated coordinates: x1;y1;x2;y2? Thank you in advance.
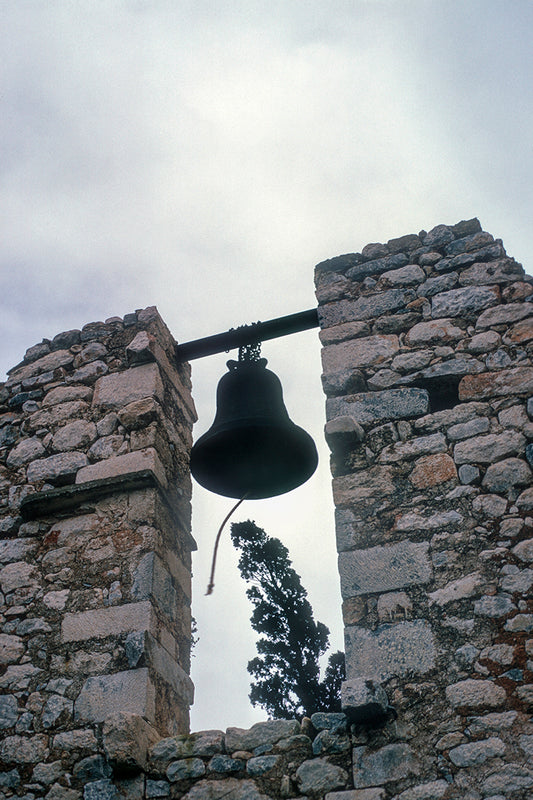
409;453;457;488
52;420;97;451
449;736;505;766
505;614;533;632
429;572;484;606
459;257;524;285
327;388;428;426
8;349;74;383
431;285;499;318
0;733;48;763
453;431;525;464
380;264;425;286
0;694;19;728
379;432;446;463
92;363;164;410
476;300;533;328
418;272;458;298
43;385;93;406
103;713;159;772
75;669;155;723
339;541;431;598
0;537;38;564
167;758;206;781
504;316;533;343
42;693;73;729
6;437;46;468
512;537;533;562
76;448;167;488
446;679;506;709
0;561;39;594
345;620;435;681
463;367;533;401
472;493;508;517
352;743;419;788
333;466;395;507
62;601;152;642
225;719;299;753
501;568;533;593
395;509;463;531
322;335;399;372
474;594;515;617
394;781;448;800
341;679;389;724
117;398;158;430
405;318;464;346
482;457;532;492
181;778;269;799
516;486;533;510
319;290;413;327
481;764;533;795
296;758;348;795
446;416;490;441
246;754;279;775
26;451;88;484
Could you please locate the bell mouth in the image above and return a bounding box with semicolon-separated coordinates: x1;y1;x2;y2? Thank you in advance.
190;421;318;499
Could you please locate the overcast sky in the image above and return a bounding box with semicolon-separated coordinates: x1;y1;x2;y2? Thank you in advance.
1;1;532;732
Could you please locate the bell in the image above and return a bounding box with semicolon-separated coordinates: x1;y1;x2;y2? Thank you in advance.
190;358;318;499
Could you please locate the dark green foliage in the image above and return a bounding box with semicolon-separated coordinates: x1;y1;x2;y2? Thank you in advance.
230;519;345;720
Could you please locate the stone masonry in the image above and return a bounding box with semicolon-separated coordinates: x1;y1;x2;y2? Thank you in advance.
1;221;532;800
317;219;533;799
0;307;197;797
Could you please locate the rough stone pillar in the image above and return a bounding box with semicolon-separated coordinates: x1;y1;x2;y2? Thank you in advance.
0;307;196;782
316;220;533;795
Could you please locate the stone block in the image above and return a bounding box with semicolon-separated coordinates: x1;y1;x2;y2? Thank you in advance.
103;712;160;772
482;457;532;492
345;620;436;682
431;285;499;318
476;301;533;328
322;335;399;373
76;447;167;488
341;679;389;724
93;363;164;410
319;290;413;327
459;367;533;400
62;601;153;642
6;437;46;468
379;433;446;463
446;679;506;710
429;572;484;606
395;780;448;799
338;541;431;598
333;466;395;507
75;669;155;724
405;318;464;346
319;321;371;345
409;453;457;488
26;451;88;484
296;758;348;796
327;388;429;426
352;743;419;788
0;733;49;764
453;431;525;464
52;420;97;452
225;719;299;752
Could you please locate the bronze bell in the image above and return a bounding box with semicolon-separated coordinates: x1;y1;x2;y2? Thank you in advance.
190;358;318;499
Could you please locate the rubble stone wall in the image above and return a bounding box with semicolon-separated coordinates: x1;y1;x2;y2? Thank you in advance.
0;307;197;797
317;219;533;799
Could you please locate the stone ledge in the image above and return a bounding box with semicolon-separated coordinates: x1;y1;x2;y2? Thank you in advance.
20;469;158;520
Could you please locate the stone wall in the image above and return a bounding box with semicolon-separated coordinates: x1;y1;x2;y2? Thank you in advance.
0;307;197;797
317;219;533;798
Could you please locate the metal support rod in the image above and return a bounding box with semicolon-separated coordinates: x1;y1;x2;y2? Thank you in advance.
175;308;319;362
